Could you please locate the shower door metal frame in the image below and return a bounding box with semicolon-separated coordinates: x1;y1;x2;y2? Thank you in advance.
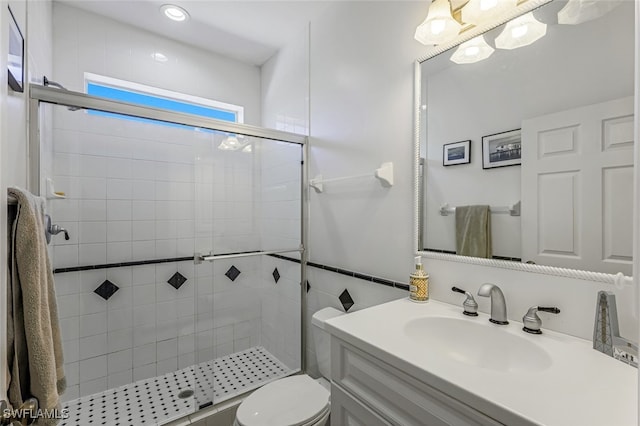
28;83;310;372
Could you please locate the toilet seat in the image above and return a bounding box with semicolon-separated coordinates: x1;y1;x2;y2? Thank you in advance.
235;375;330;426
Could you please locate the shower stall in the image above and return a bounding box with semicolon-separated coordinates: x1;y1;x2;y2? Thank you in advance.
28;84;308;425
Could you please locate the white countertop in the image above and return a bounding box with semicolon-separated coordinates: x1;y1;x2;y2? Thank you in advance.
325;298;638;426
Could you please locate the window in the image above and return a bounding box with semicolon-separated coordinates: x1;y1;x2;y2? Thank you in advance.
84;73;244;127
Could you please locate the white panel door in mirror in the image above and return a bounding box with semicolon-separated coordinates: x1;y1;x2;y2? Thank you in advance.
522;97;633;275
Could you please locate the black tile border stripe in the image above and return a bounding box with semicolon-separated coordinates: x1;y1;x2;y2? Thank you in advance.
54;251;410;292
423;248;457;255
492;255;523;262
423;248;522;262
267;253;301;264
53;256;195;274
267;254;409;291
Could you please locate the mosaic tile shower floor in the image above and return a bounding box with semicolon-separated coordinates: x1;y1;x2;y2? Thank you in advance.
60;346;293;426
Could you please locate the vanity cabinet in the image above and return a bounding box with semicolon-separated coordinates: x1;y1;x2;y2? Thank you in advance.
331;383;392;426
330;336;503;426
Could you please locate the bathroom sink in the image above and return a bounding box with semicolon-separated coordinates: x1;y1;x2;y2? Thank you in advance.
325;299;637;426
403;317;553;373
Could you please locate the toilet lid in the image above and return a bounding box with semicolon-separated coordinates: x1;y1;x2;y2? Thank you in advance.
236;375;330;426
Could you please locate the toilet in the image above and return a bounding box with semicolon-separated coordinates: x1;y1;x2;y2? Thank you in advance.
234;307;345;426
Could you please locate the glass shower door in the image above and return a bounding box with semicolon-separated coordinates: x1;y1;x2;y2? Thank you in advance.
193;131;303;407
48;103;201;425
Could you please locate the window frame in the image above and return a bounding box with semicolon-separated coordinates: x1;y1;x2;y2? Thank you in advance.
84;72;244;124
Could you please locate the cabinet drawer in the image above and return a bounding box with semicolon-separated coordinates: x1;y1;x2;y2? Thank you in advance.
331;382;392;426
331;337;503;426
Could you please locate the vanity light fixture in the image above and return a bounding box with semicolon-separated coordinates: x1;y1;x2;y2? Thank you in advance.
415;0;462;45
461;0;518;25
218;140;234;151
450;35;494;64
160;4;190;22
494;12;546;50
219;135;240;150
557;0;621;25
218;134;248;151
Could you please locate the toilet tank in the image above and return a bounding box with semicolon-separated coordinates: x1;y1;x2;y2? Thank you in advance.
311;307;345;380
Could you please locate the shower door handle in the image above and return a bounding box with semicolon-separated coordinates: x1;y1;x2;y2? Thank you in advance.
44;214;70;244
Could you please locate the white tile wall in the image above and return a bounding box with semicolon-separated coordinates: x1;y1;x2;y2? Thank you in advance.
258;141;301;252
50;107;303;401
255;140;303;370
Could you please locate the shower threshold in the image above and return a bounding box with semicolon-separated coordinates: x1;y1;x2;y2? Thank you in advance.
61;346;294;426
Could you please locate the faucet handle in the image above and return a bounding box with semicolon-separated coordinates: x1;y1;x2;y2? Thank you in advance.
522;306;560;334
451;286;478;317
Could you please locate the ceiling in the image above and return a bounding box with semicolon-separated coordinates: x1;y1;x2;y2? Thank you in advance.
57;0;334;66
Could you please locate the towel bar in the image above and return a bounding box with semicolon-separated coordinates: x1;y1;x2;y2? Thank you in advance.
439;201;521;217
309;162;394;193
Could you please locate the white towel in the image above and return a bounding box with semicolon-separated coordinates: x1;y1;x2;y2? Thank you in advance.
7;187;66;425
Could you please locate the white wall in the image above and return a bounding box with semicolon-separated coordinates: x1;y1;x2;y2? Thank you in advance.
307;1;424;278
300;1;427;375
424;2;634;258
253;0;640;377
0;0;52;400
53;3;262;125
1;0;52;196
261;25;309;135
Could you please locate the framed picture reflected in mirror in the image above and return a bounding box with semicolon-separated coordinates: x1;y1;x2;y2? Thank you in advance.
482;129;521;169
443;140;471;166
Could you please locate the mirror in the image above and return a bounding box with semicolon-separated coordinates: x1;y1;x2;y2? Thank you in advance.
417;0;634;275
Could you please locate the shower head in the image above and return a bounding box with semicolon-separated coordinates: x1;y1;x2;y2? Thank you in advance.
43;76;83;111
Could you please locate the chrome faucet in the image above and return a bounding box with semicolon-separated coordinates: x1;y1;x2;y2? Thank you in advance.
451;286;478;316
522;306;560;334
477;283;509;325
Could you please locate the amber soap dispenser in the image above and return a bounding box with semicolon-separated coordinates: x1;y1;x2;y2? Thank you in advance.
409;256;429;303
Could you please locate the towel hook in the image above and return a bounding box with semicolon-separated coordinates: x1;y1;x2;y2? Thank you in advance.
0;398;38;425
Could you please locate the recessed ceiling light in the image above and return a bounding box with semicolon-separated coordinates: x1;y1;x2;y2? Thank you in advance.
151;52;168;62
160;4;189;22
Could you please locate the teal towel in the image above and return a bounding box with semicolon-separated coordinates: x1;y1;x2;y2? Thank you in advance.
455;205;492;258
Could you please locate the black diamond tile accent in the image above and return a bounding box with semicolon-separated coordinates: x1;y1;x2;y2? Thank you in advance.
168;272;187;290
339;289;354;312
225;265;241;282
94;280;119;301
306;280;311;293
272;268;280;283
